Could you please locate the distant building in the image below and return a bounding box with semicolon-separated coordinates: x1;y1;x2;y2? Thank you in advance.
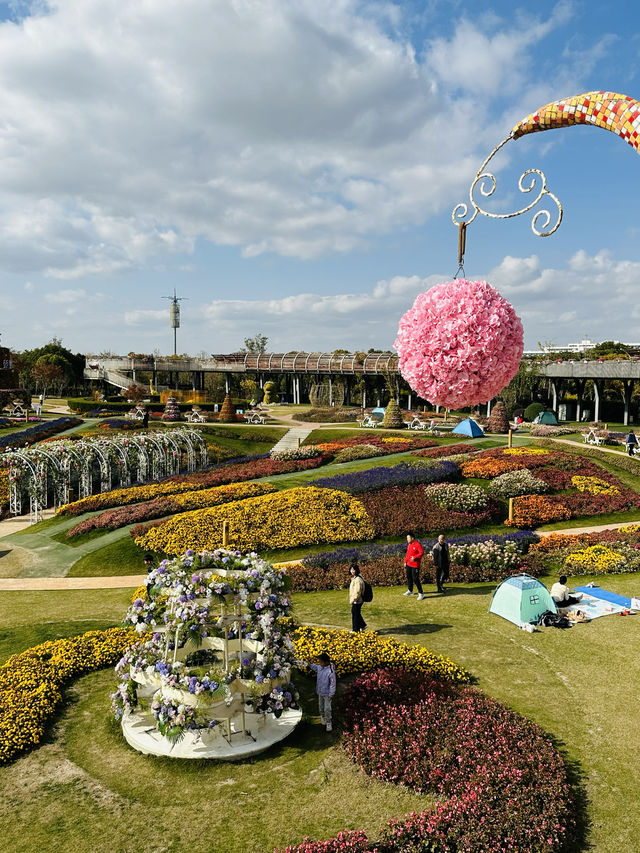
524;338;640;356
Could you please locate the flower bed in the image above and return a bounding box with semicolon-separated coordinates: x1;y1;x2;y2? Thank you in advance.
411;443;476;459
315;435;439;456
564;544;627;574
308;460;459;495
287;536;535;592
134;487;375;554
487;469;549;499
0;628;135;765
280;667;575;853
294;626;469;683
57;454;329;517
504;495;571;527
424;482;487;512
571;475;620;495
332;445;386;463
0;416;83;450
270;446;324;461
526;529;640;577
358;485;499;537
65;481;277;538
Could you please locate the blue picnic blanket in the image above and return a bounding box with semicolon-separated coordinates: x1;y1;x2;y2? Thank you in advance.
574;586;632;608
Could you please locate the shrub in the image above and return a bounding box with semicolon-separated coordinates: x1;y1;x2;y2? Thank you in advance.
524;401;545;421
134;487;375;554
487;400;509;433
411;443;476;459
487;469;549;499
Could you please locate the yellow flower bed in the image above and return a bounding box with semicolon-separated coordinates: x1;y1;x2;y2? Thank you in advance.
135;487;375;555
57;479;202;516
571;475;620;495
293;626;470;683
0;628;136;765
564;544;626;574
617;524;640;534
381;437;409;444
502;448;549;456
0;468;9;510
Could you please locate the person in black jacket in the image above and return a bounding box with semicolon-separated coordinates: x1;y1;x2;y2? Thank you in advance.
431;534;450;593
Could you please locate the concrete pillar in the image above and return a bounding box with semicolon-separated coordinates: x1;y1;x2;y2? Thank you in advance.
328;376;333;407
486;400;491;416
362;385;367;409
191;371;197;390
344;376;351;406
575;379;586;423
407;392;412;411
593;380;602;422
551;381;558;413
225;373;231;394
623;380;634;426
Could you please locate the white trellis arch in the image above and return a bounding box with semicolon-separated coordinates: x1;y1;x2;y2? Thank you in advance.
162;433;181;476
122;435;149;482
59;444;92;504
5;451;44;523
143;434;167;480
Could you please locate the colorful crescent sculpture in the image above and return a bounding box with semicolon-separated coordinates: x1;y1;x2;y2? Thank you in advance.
511;90;640;153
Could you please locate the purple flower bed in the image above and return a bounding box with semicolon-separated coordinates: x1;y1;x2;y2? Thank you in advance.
0;416;83;450
306;460;459;494
302;530;538;568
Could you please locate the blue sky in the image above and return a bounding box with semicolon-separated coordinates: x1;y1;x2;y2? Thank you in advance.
1;0;640;356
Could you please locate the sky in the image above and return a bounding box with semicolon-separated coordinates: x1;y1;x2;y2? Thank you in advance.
1;0;640;357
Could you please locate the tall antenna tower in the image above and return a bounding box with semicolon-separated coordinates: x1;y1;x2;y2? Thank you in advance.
162;289;188;355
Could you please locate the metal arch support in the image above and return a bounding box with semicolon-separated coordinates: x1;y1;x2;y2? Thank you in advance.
174;428;197;472
144;434;166;480
451;132;563;243
163;433;181;475
112;441;132;488
33;447;65;510
89;444;112;493
126;436;149;482
6;451;40;518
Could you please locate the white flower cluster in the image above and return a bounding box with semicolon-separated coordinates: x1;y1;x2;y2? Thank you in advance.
487;469;549;500
270;445;322;460
425;482;488;512
449;540;521;571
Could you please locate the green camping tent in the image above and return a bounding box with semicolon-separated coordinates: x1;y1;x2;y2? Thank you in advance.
489;573;557;627
533;411;558;425
452;417;484;437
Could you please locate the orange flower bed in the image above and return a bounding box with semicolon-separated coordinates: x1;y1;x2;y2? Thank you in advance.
530;533;587;552
504;495;571;528
461;456;527;478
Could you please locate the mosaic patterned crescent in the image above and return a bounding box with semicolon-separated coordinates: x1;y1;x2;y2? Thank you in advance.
512;91;640;152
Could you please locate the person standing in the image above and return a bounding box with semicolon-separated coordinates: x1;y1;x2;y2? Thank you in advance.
432;534;450;593
349;561;367;632
625;429;638;456
403;532;425;600
309;652;336;732
142;407;149;429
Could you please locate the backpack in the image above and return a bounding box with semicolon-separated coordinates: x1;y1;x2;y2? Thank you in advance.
362;580;373;603
537;610;571;629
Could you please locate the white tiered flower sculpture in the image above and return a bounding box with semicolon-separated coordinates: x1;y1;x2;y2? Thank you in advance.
112;549;301;759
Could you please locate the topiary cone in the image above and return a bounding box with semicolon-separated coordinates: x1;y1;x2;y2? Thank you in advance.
382;398;405;429
487;400;510;434
218;393;235;422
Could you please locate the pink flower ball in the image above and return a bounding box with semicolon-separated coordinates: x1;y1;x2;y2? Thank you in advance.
394;279;523;409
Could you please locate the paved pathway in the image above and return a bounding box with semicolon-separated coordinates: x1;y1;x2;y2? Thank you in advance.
269;425;314;452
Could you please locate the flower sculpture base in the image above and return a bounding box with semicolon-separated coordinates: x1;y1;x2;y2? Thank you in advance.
121;706;302;760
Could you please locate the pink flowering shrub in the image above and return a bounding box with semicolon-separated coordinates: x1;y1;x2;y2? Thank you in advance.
394;279;523;408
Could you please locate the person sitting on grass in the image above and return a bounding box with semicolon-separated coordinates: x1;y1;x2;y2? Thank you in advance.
550;575;583;608
309;652;336;732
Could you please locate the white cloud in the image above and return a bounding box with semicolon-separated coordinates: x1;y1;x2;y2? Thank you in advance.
44;288;87;304
0;0;575;275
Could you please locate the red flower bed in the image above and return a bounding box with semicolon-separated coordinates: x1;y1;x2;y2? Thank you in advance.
280;668;575;853
411;443;476;459
286;557;535;593
317;435;439;455
358;485;500;536
533;467;574;489
552;488;640;517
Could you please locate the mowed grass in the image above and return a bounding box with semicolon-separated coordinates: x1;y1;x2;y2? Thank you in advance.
1;580;639;852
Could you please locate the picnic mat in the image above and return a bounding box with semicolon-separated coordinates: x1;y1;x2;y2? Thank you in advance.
574;586;632;608
571;589;629;619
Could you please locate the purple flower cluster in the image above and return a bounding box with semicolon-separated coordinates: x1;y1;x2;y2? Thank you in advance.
0;416;83;450
306;460;459;495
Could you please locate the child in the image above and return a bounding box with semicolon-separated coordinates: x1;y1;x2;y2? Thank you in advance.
309;652;336;732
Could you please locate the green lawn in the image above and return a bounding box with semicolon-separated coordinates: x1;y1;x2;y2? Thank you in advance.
1;577;639;852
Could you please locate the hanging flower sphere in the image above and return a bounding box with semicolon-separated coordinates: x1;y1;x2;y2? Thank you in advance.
394;279;523;409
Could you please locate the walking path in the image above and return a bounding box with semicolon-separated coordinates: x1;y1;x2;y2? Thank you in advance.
269;425;314;452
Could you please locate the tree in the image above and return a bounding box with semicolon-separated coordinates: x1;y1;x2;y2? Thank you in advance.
498;359;540;417
121;384;147;404
242;333;268;354
32;362;64;397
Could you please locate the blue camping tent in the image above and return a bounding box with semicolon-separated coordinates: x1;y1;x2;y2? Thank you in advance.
452;417;484;437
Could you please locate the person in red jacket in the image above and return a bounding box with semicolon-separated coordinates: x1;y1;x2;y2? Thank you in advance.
403;531;425;600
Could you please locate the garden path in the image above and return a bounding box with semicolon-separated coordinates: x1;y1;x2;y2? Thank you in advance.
269;425;314;452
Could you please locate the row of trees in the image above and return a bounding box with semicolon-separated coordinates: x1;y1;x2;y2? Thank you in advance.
10;338;86;397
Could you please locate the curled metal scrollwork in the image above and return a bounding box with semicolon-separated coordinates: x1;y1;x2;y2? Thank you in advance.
452;133;563;238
